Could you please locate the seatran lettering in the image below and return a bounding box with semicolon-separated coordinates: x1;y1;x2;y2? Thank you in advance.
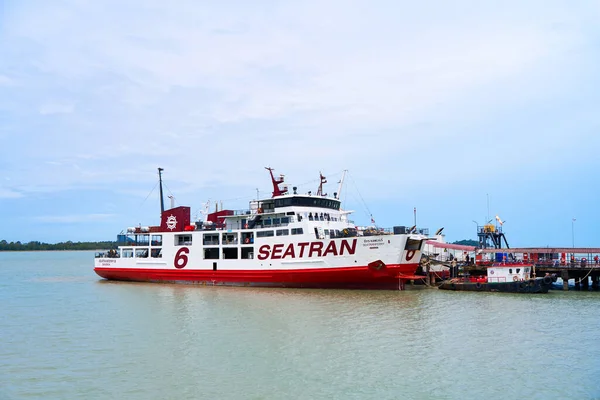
257;239;357;260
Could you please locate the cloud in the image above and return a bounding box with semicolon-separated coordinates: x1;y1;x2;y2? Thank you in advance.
39;103;74;115
33;213;115;223
0;188;24;199
0;75;15;86
1;0;600;243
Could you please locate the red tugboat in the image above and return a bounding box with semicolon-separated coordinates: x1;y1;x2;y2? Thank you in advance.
94;168;429;290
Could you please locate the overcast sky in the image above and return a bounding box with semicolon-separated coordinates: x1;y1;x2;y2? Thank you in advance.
1;0;599;246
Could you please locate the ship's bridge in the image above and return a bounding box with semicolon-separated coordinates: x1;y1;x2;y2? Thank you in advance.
272;195;341;211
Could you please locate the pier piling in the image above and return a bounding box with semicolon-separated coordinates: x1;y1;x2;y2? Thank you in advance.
582;277;590;290
561;271;570;291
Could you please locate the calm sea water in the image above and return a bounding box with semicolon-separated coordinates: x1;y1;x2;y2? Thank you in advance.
1;251;599;400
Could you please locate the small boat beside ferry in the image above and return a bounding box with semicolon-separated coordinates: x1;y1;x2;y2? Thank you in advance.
94;168;429;290
438;263;554;293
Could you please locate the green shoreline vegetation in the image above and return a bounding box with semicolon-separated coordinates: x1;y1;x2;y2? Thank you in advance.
0;240;117;251
453;239;478;246
1;239;480;251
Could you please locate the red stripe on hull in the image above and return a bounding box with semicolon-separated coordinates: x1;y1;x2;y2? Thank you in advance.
94;264;421;290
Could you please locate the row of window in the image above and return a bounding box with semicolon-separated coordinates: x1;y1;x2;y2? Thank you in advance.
241;216;291;230
121;248;162;258
256;228;304;238
304;212;336;222
122;226;350;250
174;228;305;245
507;268;529;274
241;214;339;229
119;247;255;260
204;248;254;260
174;227;352;246
274;197;341;210
118;234;163;246
261;217;290;226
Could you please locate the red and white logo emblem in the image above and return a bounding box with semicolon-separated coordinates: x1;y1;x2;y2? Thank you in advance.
166;215;177;230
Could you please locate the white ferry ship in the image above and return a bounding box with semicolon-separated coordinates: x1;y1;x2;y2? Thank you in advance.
94;168;428;290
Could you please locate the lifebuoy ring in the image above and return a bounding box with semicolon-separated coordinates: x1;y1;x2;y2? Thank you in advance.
475;282;482;289
524;273;529;280
257;208;263;214
405;250;416;261
244;223;248;229
513;276;519;282
582;257;587;262
244;238;250;244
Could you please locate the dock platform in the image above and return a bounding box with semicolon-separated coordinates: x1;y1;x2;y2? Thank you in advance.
480;247;600;291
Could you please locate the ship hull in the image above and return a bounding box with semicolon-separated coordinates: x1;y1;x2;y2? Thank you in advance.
438;278;552;294
94;263;421;290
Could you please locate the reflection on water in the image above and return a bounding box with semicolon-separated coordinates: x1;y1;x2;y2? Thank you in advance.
1;251;599;399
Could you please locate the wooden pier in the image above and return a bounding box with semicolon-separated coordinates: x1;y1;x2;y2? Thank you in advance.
424;241;600;291
530;264;600;290
480;247;600;291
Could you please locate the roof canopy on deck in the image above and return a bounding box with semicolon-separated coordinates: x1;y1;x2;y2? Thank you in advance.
479;247;600;254
425;241;476;251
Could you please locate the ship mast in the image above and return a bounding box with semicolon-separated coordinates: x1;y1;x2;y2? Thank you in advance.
158;167;165;214
265;167;288;197
336;170;347;199
316;172;327;196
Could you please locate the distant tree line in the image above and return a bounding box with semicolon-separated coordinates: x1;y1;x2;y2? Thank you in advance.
0;238;481;251
0;240;117;251
452;239;479;246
